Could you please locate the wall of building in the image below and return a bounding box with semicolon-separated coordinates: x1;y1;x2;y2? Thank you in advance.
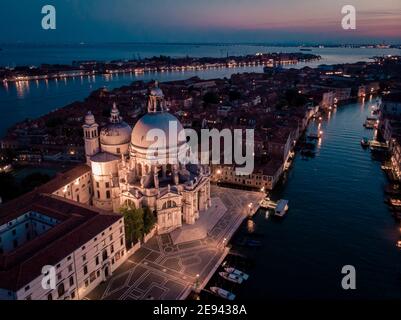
9;217;126;300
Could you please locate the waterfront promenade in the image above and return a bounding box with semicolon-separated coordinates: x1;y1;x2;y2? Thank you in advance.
86;186;264;300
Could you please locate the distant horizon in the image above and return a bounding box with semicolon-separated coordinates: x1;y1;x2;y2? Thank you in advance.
1;41;400;46
1;1;400;44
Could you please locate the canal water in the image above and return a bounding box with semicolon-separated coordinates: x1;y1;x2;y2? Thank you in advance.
231;98;401;299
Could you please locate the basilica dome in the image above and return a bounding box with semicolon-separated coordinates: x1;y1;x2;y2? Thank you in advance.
130;112;185;151
131;84;187;155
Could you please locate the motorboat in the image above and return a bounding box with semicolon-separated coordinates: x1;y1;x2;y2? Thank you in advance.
224;267;249;280
219;272;243;284
210;287;236;301
275;200;289;217
389;198;401;207
361;137;370;148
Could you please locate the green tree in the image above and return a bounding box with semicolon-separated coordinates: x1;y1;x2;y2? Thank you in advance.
120;205;144;247
143;207;157;234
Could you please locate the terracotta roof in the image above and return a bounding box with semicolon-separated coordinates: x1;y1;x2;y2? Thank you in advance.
0;164;91;226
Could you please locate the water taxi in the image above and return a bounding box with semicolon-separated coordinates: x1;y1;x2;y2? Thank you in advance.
275;200;289;217
361;137;370;148
224;267;249;281
219;272;243;284
210;287;236;300
307;131;323;140
389;198;401;207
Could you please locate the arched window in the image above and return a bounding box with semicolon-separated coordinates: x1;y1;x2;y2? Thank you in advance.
102;249;108;262
124;200;136;209
57;283;65;298
162;200;177;210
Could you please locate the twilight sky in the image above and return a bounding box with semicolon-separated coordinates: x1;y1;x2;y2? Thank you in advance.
1;0;400;43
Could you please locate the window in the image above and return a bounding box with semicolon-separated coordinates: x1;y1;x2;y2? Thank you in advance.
106;191;111;199
84;280;89;288
97;191;100;199
116;148;121;154
82;254;86;262
13;239;18;249
24;285;30;292
69;277;74;286
109;235;113;241
83;265;88;275
47;293;53;301
96;182;99;188
102;250;108;262
58;283;65;298
111;244;114;254
71;291;76;299
12;229;16;236
57;272;62;281
105;182;110;188
68;264;73;273
95;256;99;266
120;238;124;246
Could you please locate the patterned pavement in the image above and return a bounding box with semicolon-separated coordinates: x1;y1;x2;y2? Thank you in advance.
86;186;264;300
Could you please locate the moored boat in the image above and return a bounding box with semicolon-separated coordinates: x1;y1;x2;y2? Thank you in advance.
275;199;289;217
361;137;370;148
219;272;244;284
224;267;249;280
210;287;236;301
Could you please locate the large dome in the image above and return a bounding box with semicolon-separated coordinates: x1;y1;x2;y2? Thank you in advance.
131;112;186;151
100;121;132;146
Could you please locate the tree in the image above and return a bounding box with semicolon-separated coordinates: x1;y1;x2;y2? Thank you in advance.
143;207;157;234
120;205;144;247
0;173;20;202
203;91;219;105
21;173;51;194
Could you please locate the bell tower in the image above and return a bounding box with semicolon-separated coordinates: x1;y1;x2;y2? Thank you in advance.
83;111;100;164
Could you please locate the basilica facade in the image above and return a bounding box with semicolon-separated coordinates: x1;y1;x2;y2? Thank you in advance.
83;85;211;234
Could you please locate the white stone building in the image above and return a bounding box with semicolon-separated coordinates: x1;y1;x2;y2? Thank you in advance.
83;84;212;234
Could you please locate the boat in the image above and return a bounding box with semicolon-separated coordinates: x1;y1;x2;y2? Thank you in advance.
301;149;315;157
275;200;289;217
210;287;236;301
307;131;323;140
363;117;378;129
361;137;370;148
224;267;249;281
389;198;401;207
219;272;243;284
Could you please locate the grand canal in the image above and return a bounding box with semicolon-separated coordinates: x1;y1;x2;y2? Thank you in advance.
226;98;401;299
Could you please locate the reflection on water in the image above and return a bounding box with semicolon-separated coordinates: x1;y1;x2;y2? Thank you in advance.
236;99;401;299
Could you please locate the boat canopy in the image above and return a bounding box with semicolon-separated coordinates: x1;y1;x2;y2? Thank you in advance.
275;200;289;213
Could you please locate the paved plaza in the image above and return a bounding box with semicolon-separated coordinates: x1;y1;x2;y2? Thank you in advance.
86;186;264;300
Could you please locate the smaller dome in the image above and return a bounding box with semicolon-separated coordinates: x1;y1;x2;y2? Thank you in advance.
100;103;132;146
100;122;132;146
85;111;95;125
